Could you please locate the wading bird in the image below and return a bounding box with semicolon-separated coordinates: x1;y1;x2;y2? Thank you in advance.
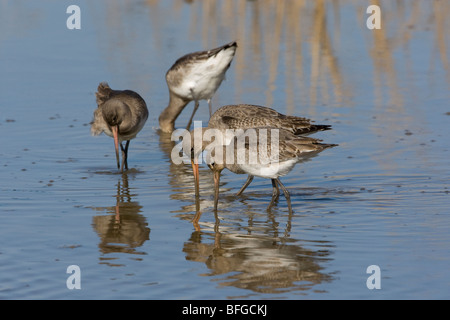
185;104;334;200
197;128;337;211
159;41;237;133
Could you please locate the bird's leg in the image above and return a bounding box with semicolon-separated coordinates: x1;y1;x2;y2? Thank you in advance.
207;98;212;117
119;143;126;173
276;178;293;213
191;159;200;198
236;175;254;196
120;140;130;172
268;179;280;209
186;100;200;130
271;179;280;198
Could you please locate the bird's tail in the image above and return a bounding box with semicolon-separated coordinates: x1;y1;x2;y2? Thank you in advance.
208;41;237;59
283;115;333;136
321;143;339;149
293;124;332;135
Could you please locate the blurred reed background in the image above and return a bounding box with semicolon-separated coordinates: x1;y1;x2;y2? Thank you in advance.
1;0;448;112
81;0;450;115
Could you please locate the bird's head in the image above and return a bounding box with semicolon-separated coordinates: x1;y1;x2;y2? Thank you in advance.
102;99;131;130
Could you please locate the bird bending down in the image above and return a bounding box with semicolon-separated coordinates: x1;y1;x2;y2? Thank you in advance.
91;82;148;173
159;41;237;133
184;104;334;199
202;128;337;211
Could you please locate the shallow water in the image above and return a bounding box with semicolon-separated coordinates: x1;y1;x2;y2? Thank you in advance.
1;0;449;300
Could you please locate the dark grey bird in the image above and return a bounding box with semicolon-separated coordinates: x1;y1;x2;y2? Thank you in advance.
91;82;148;173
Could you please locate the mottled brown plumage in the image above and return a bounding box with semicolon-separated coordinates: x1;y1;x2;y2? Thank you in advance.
209;104;331;137
185;104;336;212
204;128;337;211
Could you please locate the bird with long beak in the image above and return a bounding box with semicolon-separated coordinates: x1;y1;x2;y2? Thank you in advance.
183;104;335;206
184;126;337;211
91;82;148;173
205;128;336;211
183;127;210;198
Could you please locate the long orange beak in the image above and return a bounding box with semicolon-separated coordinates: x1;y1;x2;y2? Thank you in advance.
191;158;200;198
111;125;120;170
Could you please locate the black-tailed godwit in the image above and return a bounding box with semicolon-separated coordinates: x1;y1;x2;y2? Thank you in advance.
185;104;334;199
203;128;337;211
91;82;148;173
159;41;237;133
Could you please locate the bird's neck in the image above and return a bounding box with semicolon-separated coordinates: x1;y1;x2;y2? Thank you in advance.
159;91;190;133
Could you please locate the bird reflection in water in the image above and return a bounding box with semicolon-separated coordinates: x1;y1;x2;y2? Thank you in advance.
184;203;333;294
91;173;150;264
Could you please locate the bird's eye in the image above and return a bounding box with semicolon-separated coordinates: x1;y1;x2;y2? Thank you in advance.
110;115;121;126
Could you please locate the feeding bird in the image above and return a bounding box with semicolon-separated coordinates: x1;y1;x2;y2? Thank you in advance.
196;127;337;211
91;82;148;173
184;104;334;199
159;41;237;133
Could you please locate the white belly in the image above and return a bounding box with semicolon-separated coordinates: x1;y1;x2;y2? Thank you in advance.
171;48;234;100
239;159;297;179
